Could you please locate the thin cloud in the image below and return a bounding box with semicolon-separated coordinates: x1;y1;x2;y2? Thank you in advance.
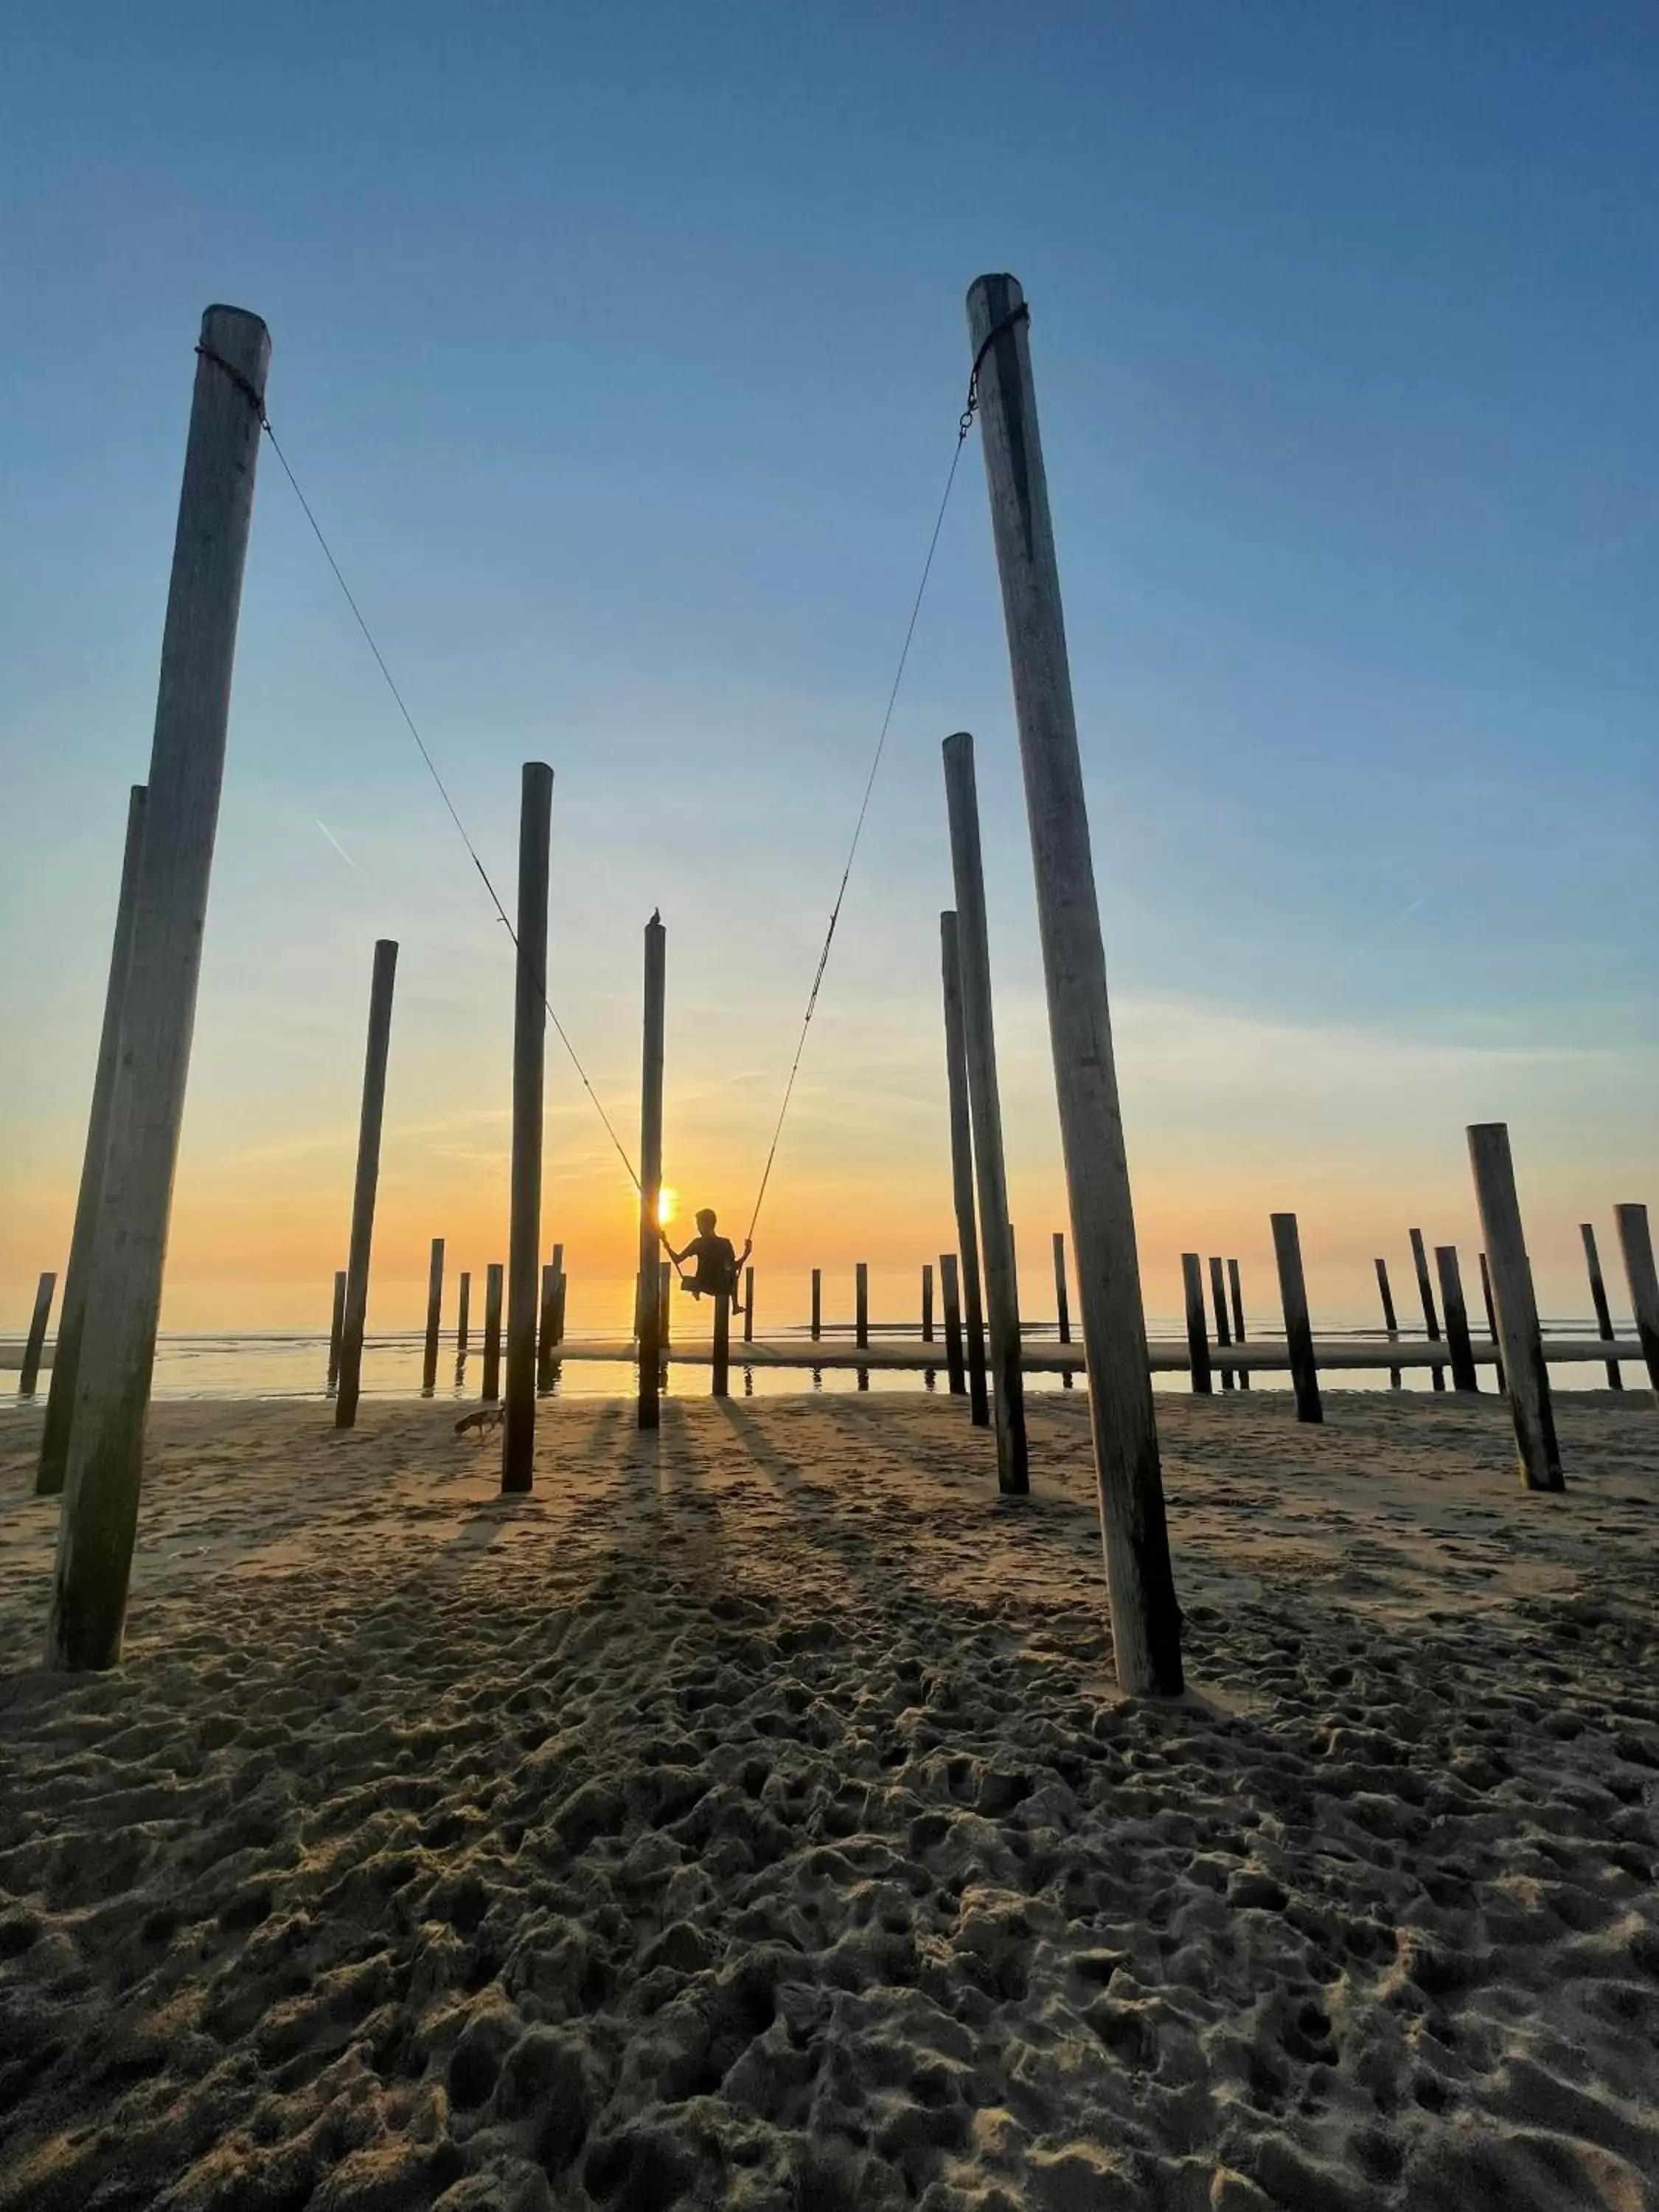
316;819;361;874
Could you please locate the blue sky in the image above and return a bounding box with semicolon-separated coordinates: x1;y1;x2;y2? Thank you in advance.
2;1;1655;1331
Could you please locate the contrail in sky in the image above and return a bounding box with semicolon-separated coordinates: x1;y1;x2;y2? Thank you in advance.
316;819;361;874
1355;895;1422;953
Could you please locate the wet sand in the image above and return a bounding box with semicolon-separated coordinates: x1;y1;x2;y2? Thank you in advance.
1;1389;1657;2211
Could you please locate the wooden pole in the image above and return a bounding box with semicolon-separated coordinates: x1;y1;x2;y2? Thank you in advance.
551;1268;567;1349
742;1266;755;1345
1435;1245;1480;1392
1614;1203;1659;1402
1270;1212;1322;1424
1580;1223;1624;1389
481;1264;504;1402
1206;1255;1234;1393
1052;1232;1071;1346
1478;1251;1506;1392
1410;1225;1447;1391
855;1262;869;1351
456;1271;471;1364
421;1237;445;1394
637;911;666;1433
1374;1257;1402;1388
940;913;991;1427
502;762;553;1494
967;272;1180;1686
942;735;1027;1495
335;939;398;1431
940;1253;967;1394
1467;1123;1562;1489
327;1269;346;1391
922;1262;934;1343
18;1273;56;1397
37;785;147;1493
1180;1254;1213;1394
712;1287;731;1398
46;305;270;1672
537;1264;557;1391
810;1267;821;1341
1227;1258;1251;1392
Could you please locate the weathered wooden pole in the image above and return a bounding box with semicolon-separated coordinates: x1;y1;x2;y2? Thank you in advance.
481;1263;504;1402
922;1263;934;1343
1409;1226;1447;1391
1374;1257;1402;1388
1053;1232;1071;1346
537;1265;557;1391
1271;1212;1322;1424
327;1269;347;1391
967;273;1180;1686
46;305;270;1672
549;1242;566;1349
456;1270;471;1364
855;1262;869;1351
1467;1124;1562;1489
1614;1203;1659;1402
335;938;399;1431
940;1253;967;1394
942;735;1027;1495
18;1273;56;1397
37;785;148;1493
712;1287;731;1397
810;1267;822;1341
421;1237;445;1394
742;1267;755;1346
1478;1251;1506;1391
940;914;991;1427
1180;1254;1213;1395
1206;1255;1234;1392
1581;1223;1624;1389
1227;1258;1251;1392
636;911;666;1433
501;762;553;1493
1435;1245;1480;1392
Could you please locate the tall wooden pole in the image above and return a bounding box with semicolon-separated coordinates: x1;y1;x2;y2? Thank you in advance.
1435;1245;1480;1392
1374;1257;1402;1388
712;1288;731;1397
1271;1212;1322;1425
327;1269;347;1391
1227;1258;1251;1392
1468;1124;1562;1489
482;1264;504;1402
538;1264;557;1391
922;1262;934;1343
810;1267;822;1341
940;1253;967;1394
46;306;270;1672
1180;1254;1213;1394
1478;1251;1506;1392
549;1242;566;1349
1410;1226;1447;1391
855;1262;869;1351
742;1267;755;1345
502;762;553;1493
637;911;666;1433
37;785;148;1493
940;914;990;1427
18;1274;56;1397
1581;1223;1624;1390
1207;1255;1234;1392
967;274;1180;1687
1614;1203;1659;1402
421;1237;445;1394
456;1271;471;1364
335;939;398;1430
1053;1232;1071;1345
942;736;1027;1495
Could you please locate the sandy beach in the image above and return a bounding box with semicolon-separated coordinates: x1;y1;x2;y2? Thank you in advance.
2;1390;1657;2210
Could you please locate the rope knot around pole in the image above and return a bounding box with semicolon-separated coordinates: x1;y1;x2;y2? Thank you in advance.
959;301;1031;439
195;342;271;431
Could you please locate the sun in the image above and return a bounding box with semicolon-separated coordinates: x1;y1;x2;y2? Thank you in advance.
657;1185;677;1229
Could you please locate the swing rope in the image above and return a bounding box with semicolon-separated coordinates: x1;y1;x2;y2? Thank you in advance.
740;300;1029;1247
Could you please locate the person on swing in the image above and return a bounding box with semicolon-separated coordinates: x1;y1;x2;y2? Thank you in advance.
664;1208;750;1305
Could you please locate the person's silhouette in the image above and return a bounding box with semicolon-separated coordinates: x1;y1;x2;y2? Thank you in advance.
665;1208;749;1303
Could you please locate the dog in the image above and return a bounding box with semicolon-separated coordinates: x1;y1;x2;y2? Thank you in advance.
453;1405;504;1439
